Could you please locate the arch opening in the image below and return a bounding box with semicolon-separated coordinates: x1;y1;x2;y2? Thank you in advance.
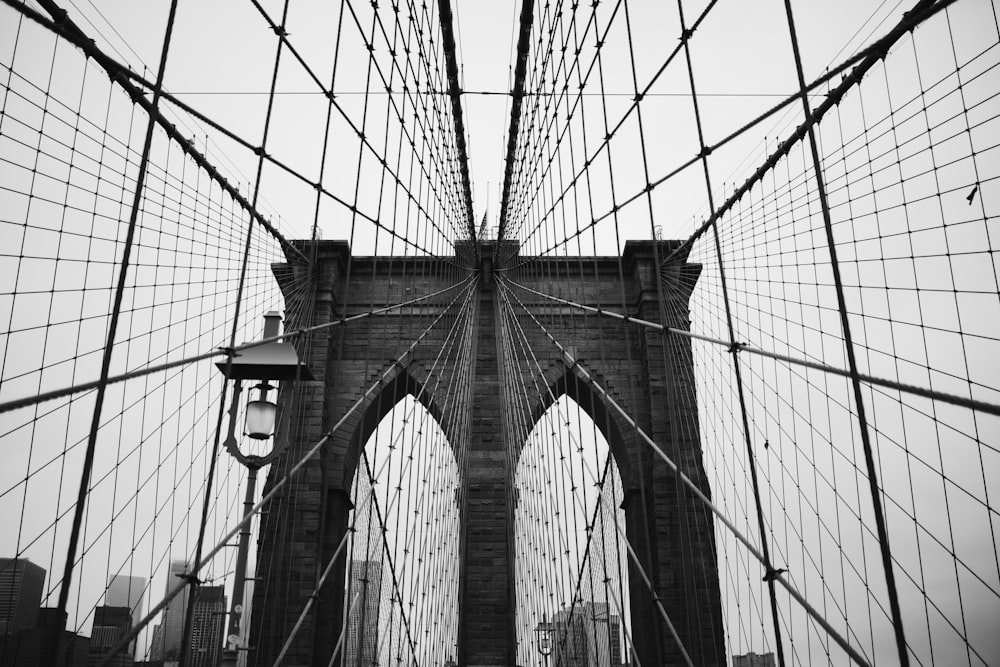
514;393;635;667
341;392;460;666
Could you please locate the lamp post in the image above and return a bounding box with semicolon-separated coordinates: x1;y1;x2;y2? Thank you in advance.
216;311;313;667
534;618;553;667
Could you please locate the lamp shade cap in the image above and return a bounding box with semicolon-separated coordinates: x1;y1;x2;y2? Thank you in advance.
215;341;315;380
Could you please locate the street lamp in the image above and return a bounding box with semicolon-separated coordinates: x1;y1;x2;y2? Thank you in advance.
534;618;553;667
215;311;313;666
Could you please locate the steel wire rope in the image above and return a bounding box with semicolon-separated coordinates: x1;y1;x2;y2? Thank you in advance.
0;278;468;416
668;188;1000;667
499;0;718;255
496;275;695;665
567;6;664;660
1;0;307;264
569;82;632;664
656;266;830;666
248;4;345;652
338;4;399;661
500;295;590;665
177;0;301;656
500;0;608;249
918;9;1000;658
781;3;911;663
500;0;604;254
499;275;876;665
672;226;984;667
245;0;470;255
94;275;477;666
669;265;859;666
359;0;474;247
893;15;987;664
498;0;962;272
502;6;595;649
59;0;294;226
41;6;181;665
498;265;582;661
330;277;475;666
386;6;467;655
496;235;577;660
673;0;788;660
393;305;472;664
652;37;1000;656
604;2;724;661
1;17;93;634
498;287;665;666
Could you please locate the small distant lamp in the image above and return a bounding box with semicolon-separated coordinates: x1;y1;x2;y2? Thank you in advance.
535;619;553;666
215;311;313;666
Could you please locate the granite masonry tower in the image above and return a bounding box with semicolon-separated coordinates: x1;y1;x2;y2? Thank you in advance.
248;239;724;666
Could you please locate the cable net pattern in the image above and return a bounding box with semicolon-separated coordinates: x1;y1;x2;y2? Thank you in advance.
497;1;999;666
0;0;997;666
683;12;1000;663
0;19;289;659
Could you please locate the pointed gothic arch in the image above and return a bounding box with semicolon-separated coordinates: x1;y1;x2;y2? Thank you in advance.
521;360;640;495
252;240;724;666
333;360;459;493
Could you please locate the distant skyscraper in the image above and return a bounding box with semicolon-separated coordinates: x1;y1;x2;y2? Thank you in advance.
550;607;588;667
189;586;226;667
149;624;163;661
344;560;382;667
548;602;622;667
88;606;133;666
0;608;90;667
584;603;621;667
106;575;146;618
0;557;45;636
161;559;189;662
733;651;777;667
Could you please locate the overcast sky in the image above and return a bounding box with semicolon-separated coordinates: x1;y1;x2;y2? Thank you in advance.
1;1;998;666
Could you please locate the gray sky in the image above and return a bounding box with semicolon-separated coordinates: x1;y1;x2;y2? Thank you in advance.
1;1;998;666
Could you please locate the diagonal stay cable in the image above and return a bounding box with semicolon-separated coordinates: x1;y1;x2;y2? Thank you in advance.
0;277;473;416
246;0;468;252
503;0;958;268
271;280;476;664
498;275;873;667
660;0;958;268
503;278;1000;418
94;277;477;666
3;0;307;263
3;0;459;264
47;0;180;655
496;281;691;666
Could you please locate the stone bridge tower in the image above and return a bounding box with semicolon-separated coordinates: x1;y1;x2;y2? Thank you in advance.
248;239;724;666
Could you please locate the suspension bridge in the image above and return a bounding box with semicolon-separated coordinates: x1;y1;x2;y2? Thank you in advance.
0;0;998;665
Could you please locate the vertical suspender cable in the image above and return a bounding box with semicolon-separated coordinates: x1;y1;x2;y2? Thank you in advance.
780;1;914;664
180;1;294;662
672;0;787;663
41;2;179;664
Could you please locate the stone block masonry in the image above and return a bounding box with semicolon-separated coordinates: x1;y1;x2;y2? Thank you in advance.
248;239;724;666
